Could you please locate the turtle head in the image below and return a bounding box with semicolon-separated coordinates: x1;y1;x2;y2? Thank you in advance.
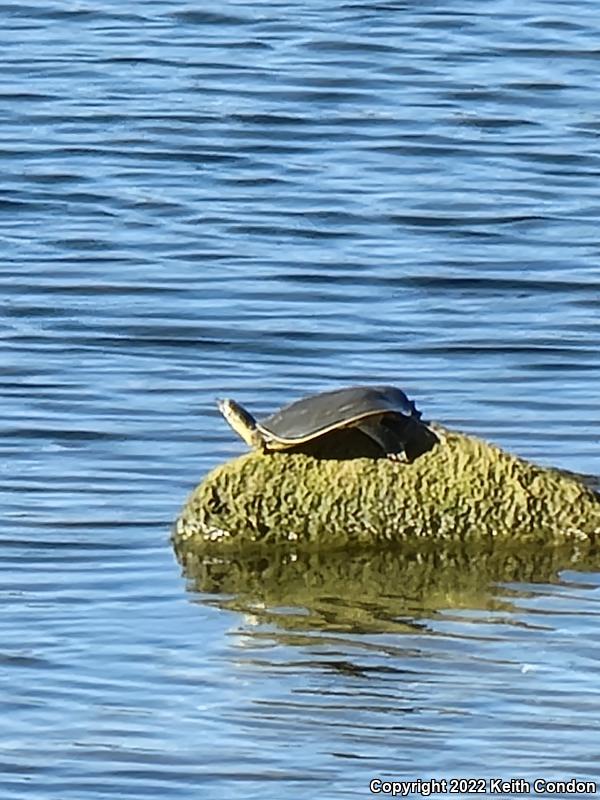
217;398;265;451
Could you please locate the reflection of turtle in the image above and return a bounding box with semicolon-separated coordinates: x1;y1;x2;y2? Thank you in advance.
217;385;439;462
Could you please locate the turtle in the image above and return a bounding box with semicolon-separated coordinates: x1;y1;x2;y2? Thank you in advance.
217;385;439;462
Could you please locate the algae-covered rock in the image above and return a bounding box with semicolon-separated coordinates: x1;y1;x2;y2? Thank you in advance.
174;425;599;551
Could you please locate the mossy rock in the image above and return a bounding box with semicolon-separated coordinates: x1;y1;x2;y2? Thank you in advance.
174;425;599;552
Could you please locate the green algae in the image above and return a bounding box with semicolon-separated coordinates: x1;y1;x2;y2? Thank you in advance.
174;425;599;552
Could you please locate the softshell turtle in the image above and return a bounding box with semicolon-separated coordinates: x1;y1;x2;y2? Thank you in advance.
217;385;439;461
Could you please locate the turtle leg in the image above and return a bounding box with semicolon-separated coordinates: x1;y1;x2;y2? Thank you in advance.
385;416;441;462
355;418;409;461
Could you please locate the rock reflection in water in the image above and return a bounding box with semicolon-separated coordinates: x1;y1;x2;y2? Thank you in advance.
174;537;600;636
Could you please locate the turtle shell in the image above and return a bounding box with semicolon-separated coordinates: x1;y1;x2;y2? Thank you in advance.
257;385;421;444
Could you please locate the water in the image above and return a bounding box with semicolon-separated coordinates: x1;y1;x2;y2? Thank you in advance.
1;1;599;798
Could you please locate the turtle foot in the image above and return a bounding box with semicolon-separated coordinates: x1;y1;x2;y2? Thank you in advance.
387;451;409;463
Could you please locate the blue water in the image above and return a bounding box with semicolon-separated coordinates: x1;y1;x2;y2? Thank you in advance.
1;1;599;798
